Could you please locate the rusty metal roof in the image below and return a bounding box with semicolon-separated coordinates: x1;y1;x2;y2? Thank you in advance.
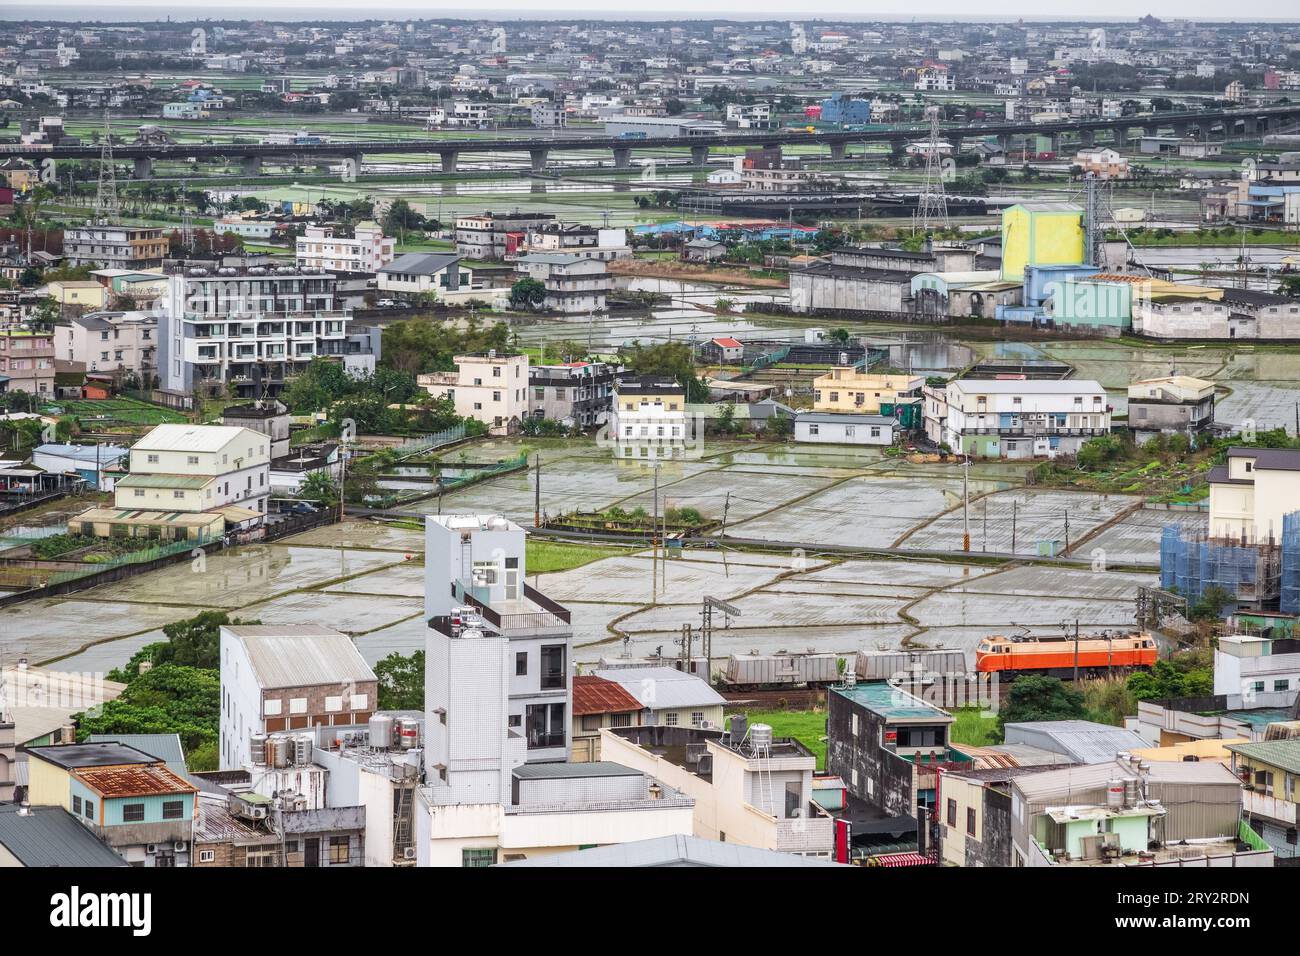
572;674;643;716
75;763;198;799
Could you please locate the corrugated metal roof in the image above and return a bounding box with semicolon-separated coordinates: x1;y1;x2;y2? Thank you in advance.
115;473;212;490
226;626;376;689
131;423;255;453
0;804;127;867
1003;720;1147;765
592;667;726;710
497;834;843;867
1226;739;1300;776
76;763;197;798
512;761;643;780
572;675;643;716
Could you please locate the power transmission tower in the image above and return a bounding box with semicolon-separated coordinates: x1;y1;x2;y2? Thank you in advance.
94;110;119;223
917;105;949;233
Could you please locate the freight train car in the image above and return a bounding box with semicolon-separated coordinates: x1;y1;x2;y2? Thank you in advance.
719;651;849;691
856;649;969;682
975;633;1157;678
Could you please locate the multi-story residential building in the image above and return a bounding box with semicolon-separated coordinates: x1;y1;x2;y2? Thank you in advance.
610;376;690;461
571;675;643;762
54;310;157;384
72;422;271;541
0;327;55;395
590;666;726;729
530;102;566;128
812;370;922;414
1226;739;1299;862
1126;375;1216;443
924;378;1111;459
295;223;395;273
1207;447;1300;541
418;350;529;436
376;252;471;298
455;211;556;259
1072;146;1129;180
221;399;291;459
1214;633;1300;701
600;719;836;858
63;224;169;270
417;514;694;865
513;254;611;314
528;360;617;429
519;224;629;261
158;267;363;398
827;682;956;819
219;624;378;771
26;742;198;867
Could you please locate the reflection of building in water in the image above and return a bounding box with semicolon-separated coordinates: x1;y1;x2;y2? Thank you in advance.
610;376;691;461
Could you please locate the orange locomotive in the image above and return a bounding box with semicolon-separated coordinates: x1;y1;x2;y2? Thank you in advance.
975;633;1158;678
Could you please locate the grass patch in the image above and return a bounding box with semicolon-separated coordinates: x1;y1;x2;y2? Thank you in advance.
726;709;827;770
46;398;188;426
949;706;1001;747
524;538;629;574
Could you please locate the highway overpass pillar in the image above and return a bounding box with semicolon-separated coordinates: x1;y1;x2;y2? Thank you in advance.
439;150;458;174
529;147;549;173
690;144;709;166
1078;128;1095;148
1112;126;1129;147
612;147;632;169
240;155;261;176
132;156;153;180
828;141;847;163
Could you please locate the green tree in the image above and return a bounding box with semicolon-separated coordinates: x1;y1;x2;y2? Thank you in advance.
109;610;260;681
76;664;221;753
997;676;1087;731
510;277;547;310
620;341;709;402
374;651;425;710
1127;655;1213;703
299;470;339;507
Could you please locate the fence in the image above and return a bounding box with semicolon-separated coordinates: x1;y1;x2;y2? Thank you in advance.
439;451;527;491
741;345;790;375
44;537;206;587
391;425;467;458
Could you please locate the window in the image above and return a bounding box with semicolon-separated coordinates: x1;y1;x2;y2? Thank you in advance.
1275;680;1290;692
540;644;565;690
289;698;307;715
325;696;343;713
947;798;957;827
73;795;82;814
851;713;859;737
187;455;199;465
967;807;977;836
350;693;368;711
123;803;145;823
691;711;704;728
147;454;159;464
664;712;679;726
610;712;632;728
263;698;282;716
198;849;215;863
525;702;565;749
328;836;350;865
173;490;185;499
515;652;528;676
162;800;185;820
462;847;498;868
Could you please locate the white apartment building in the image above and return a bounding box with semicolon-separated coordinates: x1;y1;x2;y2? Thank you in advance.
610;376;691;461
513;254;612;313
295;223;395;274
925;378;1111;459
600;721;835;857
725;102;772;128
158;268;361;398
63;224;169;270
114;423;271;519
418;350;529;436
219;625;378;772
55;310;157;382
415;513;695;866
1207;447;1300;542
1214;634;1300;703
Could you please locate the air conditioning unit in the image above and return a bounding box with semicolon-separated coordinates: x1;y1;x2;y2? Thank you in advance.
146;844;159;854
174;841;188;853
402;847;418;860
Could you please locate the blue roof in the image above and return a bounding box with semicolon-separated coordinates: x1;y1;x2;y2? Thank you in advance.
833;682;952;720
35;443;130;464
0;804;126;867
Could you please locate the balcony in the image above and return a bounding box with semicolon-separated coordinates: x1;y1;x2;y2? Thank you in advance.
447;580;571;637
1243;788;1298;826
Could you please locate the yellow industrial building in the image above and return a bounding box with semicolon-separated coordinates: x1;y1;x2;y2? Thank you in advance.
1000;202;1086;281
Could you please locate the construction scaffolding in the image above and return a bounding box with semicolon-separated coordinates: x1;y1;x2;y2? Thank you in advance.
1160;525;1285;608
1281;512;1300;615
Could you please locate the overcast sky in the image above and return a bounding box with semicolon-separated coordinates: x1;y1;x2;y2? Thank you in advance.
11;1;1284;21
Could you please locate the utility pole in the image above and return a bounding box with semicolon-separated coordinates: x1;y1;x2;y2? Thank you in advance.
720;490;730;538
1064;509;1070;553
533;453;541;528
1072;619;1080;683
962;455;970;552
651;462;660;603
1011;500;1017;555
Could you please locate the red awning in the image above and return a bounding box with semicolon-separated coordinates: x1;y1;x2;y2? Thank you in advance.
870;851;936;868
